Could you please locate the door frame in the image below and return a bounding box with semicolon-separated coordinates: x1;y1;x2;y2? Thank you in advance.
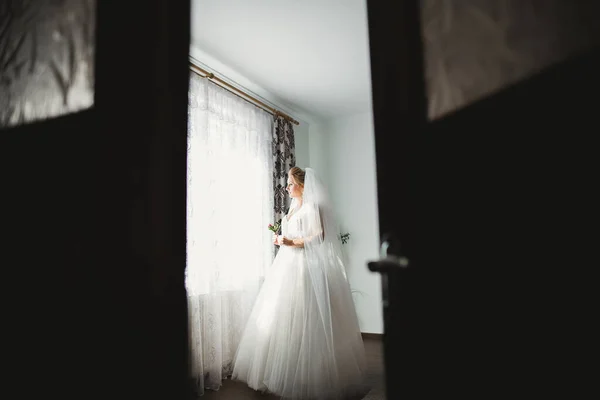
365;1;427;398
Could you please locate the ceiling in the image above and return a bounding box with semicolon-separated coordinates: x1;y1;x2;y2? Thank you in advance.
191;0;373;121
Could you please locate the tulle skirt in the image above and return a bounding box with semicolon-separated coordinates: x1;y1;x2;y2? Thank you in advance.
231;246;369;399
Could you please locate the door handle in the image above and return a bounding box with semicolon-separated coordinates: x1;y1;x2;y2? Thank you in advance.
368;237;410;306
367;255;409;273
368;237;409;274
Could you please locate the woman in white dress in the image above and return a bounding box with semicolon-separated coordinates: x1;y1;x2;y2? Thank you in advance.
231;167;369;399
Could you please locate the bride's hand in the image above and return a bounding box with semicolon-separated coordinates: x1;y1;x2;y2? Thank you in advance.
280;236;293;246
273;234;283;246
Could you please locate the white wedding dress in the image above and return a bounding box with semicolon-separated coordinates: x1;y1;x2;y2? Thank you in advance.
231;202;369;400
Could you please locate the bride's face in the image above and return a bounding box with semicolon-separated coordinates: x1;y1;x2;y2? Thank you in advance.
286;176;304;199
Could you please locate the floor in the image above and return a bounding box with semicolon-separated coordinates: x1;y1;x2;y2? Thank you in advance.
199;337;385;400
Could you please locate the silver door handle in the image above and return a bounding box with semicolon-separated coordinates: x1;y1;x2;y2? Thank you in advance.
367;255;409;272
368;238;409;273
367;239;410;306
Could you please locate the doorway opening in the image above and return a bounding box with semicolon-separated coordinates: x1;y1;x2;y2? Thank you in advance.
184;1;384;398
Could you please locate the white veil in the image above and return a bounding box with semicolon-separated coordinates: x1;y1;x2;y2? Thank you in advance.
294;168;367;397
300;167;348;281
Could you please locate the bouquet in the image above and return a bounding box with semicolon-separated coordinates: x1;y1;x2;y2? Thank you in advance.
268;219;282;233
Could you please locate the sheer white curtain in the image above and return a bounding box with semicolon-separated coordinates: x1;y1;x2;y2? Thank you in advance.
186;73;274;395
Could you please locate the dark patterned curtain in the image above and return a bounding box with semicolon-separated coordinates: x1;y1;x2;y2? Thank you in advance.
272;116;296;228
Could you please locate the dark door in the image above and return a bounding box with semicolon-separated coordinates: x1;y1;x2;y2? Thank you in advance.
366;1;598;398
1;1;190;398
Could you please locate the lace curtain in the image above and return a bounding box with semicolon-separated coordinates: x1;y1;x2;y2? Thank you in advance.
272;116;296;226
186;73;274;396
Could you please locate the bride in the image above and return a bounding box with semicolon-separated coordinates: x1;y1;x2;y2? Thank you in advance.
231;167;369;399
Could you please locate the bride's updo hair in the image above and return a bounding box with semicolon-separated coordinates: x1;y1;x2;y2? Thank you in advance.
288;166;305;187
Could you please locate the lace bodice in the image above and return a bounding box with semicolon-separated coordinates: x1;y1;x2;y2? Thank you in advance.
281;206;305;239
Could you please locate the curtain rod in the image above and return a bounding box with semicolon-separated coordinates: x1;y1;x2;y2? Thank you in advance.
189;63;300;125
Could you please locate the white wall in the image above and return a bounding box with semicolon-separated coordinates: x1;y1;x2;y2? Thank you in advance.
305;121;326;173
308;112;383;334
